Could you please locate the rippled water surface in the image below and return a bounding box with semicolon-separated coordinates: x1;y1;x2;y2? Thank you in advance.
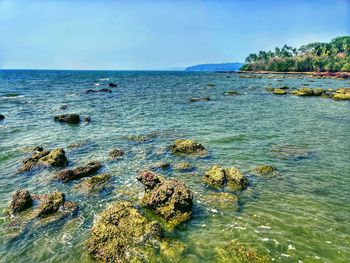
0;70;349;262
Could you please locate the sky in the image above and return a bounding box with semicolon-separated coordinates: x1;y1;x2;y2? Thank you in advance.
0;0;349;70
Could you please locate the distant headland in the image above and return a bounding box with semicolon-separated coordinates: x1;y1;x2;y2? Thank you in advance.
185;62;244;71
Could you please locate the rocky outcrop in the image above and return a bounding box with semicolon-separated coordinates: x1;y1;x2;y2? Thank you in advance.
86;201;161;262
137;170;193;225
7;189;33;215
170;139;206;155
55;161;101;182
289;87;325;96
54;114;81;124
36;192;65;217
19;148;68;172
202;165;248;190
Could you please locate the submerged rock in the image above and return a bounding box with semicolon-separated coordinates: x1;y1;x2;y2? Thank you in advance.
85;88;112;94
59;105;68;110
54;114;81;124
271;145;313;160
55;161;101;182
86;201;162;262
0;114;5;120
77;173;111;193
224;91;239;96
137;170;193;225
7;189;33;215
202;165;248;190
253;165;278;177
19;148;68;172
170;139;206;155
174;162;194;172
108;148;124;158
189;97;210;102
108;82;118;87
199;192;238;211
150;161;171;170
333;88;350;100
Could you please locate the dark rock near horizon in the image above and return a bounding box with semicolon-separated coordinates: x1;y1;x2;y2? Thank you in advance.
108;83;118;87
54;114;81;124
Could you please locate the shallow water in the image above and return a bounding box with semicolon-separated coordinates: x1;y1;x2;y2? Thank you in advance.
0;70;349;262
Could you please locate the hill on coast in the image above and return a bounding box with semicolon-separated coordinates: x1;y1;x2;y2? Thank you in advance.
185;62;244;71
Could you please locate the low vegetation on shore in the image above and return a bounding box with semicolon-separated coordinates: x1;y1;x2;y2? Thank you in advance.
241;36;350;72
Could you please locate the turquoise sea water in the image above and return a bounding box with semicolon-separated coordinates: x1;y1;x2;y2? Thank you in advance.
0;70;349;262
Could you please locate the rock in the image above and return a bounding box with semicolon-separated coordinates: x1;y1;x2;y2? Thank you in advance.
109;82;118;87
0;114;5;120
273;88;287;95
36;192;65;217
206;83;216;87
151;161;170;170
265;87;275;92
7;189;33;215
174;162;194;172
333;88;350;100
108;148;124;158
170;139;206;155
289;87;325;97
137;170;193;225
127;133;157;143
56;161;101;182
253;165;278;176
278;86;289;90
76;173;111;193
189;97;210;102
59;105;68;110
313;88;325;96
271;144;313;160
202;165;248;190
83;116;91;123
54;114;81;124
86;201;162;262
224;91;239;96
19;148;68;172
199;192;238;211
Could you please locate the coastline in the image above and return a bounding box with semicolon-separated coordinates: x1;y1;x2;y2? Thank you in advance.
234;70;350;79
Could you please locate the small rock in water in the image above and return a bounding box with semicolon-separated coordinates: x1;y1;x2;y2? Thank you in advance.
189;97;210;102
108;148;124;158
253;164;278;177
55;161;101;182
85;88;112;94
7;189;33;215
54;114;81;124
0;114;5;120
170;139;206;155
59;105;68;110
174;162;194;172
224;90;239;96
76;173;111;193
137;170;193;226
108;82;118;87
150;161;170;170
202;165;248;190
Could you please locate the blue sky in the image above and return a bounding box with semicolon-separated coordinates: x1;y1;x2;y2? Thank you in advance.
0;0;349;70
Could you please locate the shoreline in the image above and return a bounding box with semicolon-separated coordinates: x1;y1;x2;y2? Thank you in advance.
229;70;350;79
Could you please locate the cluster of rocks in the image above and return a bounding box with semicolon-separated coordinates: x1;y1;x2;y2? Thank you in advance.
267;86;350;100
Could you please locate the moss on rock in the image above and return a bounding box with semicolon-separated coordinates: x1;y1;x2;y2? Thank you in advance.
273;88;287;95
333;88;350;100
77;173;111;193
253;165;278;176
86;201;162;262
36;191;65;217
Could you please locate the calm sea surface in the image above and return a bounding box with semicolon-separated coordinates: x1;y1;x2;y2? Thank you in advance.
0;70;349;262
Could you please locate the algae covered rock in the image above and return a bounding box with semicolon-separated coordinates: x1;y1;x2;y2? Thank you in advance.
170;139;206;155
77;173;111;193
56;161;101;182
54;113;81;124
19;148;68;172
86;201;162;262
108;148;124;158
202;165;248;190
150;161;171;170
137;170;193;225
333;88;350;100
253;165;278;177
7;189;33;215
273;88;287;95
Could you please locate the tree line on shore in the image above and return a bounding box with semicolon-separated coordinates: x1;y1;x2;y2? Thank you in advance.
241;36;350;72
